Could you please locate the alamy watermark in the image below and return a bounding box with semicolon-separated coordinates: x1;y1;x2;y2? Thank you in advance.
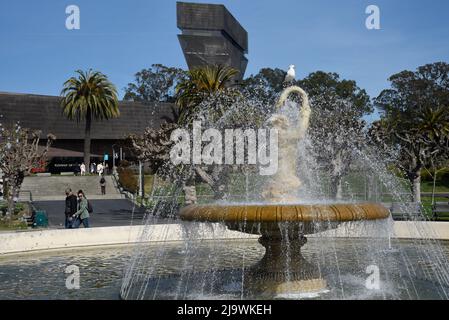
65;5;80;30
170;121;279;176
65;265;80;290
365;5;381;30
365;264;380;290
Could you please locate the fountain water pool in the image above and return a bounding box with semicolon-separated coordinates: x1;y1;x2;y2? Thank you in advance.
2;238;447;300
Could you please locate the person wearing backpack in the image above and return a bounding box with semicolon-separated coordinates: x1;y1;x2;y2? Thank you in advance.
100;176;106;195
72;190;91;228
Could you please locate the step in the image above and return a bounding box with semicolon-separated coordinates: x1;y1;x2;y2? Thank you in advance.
21;175;122;200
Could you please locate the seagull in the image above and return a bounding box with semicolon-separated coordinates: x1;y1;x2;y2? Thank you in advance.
284;65;296;83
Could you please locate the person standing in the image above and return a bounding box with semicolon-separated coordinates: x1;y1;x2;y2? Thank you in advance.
100;176;106;195
80;163;86;176
97;163;103;176
72;190;90;228
64;188;78;229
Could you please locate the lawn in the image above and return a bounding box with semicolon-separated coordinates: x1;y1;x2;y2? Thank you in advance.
141;173;449;199
421;181;449;193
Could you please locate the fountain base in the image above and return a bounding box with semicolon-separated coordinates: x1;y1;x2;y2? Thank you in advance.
243;235;327;298
180;202;389;298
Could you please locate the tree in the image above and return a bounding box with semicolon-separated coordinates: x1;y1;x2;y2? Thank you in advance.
127;122;178;174
299;71;372;116
298;72;372;199
175;65;273;200
374;62;449;202
422;107;449;203
175;65;240;124
241;68;286;108
130;65;265;202
61;69;119;169
424;159;449;205
242;69;372;112
309;93;367;199
0;122;55;218
124;64;187;103
369;115;449;203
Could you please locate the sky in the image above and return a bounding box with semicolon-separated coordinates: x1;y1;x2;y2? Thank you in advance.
1;0;448;119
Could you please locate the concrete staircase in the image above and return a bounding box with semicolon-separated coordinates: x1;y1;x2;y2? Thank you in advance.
20;175;124;201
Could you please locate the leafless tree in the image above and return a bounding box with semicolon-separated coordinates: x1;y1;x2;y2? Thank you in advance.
0;122;55;219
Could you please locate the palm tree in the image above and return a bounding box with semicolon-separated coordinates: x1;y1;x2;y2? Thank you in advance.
175;65;239;123
173;65;239;202
61;69;119;168
417;106;449;140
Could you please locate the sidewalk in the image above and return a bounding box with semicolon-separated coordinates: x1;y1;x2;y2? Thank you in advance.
34;199;146;228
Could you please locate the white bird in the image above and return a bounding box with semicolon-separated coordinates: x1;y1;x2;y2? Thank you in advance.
284;65;296;82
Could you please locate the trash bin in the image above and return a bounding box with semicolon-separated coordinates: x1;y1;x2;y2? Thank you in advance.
33;210;48;228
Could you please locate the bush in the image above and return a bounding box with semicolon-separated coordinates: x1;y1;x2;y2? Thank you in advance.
119;160;131;168
0;201;30;230
117;166;138;193
0;201;25;216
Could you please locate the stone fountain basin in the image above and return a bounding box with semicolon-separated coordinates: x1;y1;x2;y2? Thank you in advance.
180;202;390;237
180;202;390;297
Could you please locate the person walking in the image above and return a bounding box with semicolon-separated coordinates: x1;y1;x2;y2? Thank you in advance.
90;163;95;174
80;163;86;176
64;188;77;229
100;176;106;195
97;163;103;176
72;190;90;228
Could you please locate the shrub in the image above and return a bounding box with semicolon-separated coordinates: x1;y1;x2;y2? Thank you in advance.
0;201;25;216
119;160;131;168
0;201;30;230
117;166;138;193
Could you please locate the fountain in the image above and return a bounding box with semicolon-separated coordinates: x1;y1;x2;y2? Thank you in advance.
179;85;390;297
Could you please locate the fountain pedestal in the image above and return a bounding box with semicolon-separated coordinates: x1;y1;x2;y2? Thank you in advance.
244;235;327;298
234;223;327;297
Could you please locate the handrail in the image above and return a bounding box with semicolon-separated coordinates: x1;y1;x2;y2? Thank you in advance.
18;190;33;203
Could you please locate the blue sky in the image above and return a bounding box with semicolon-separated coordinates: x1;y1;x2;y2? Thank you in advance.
1;0;448;112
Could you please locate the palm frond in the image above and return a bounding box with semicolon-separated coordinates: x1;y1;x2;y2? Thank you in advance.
61;69;119;122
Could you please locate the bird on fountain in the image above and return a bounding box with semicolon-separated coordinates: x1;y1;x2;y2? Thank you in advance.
284;64;296;83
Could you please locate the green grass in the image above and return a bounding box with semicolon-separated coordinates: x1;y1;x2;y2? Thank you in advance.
143;175;154;194
0;219;28;230
420;181;449;193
